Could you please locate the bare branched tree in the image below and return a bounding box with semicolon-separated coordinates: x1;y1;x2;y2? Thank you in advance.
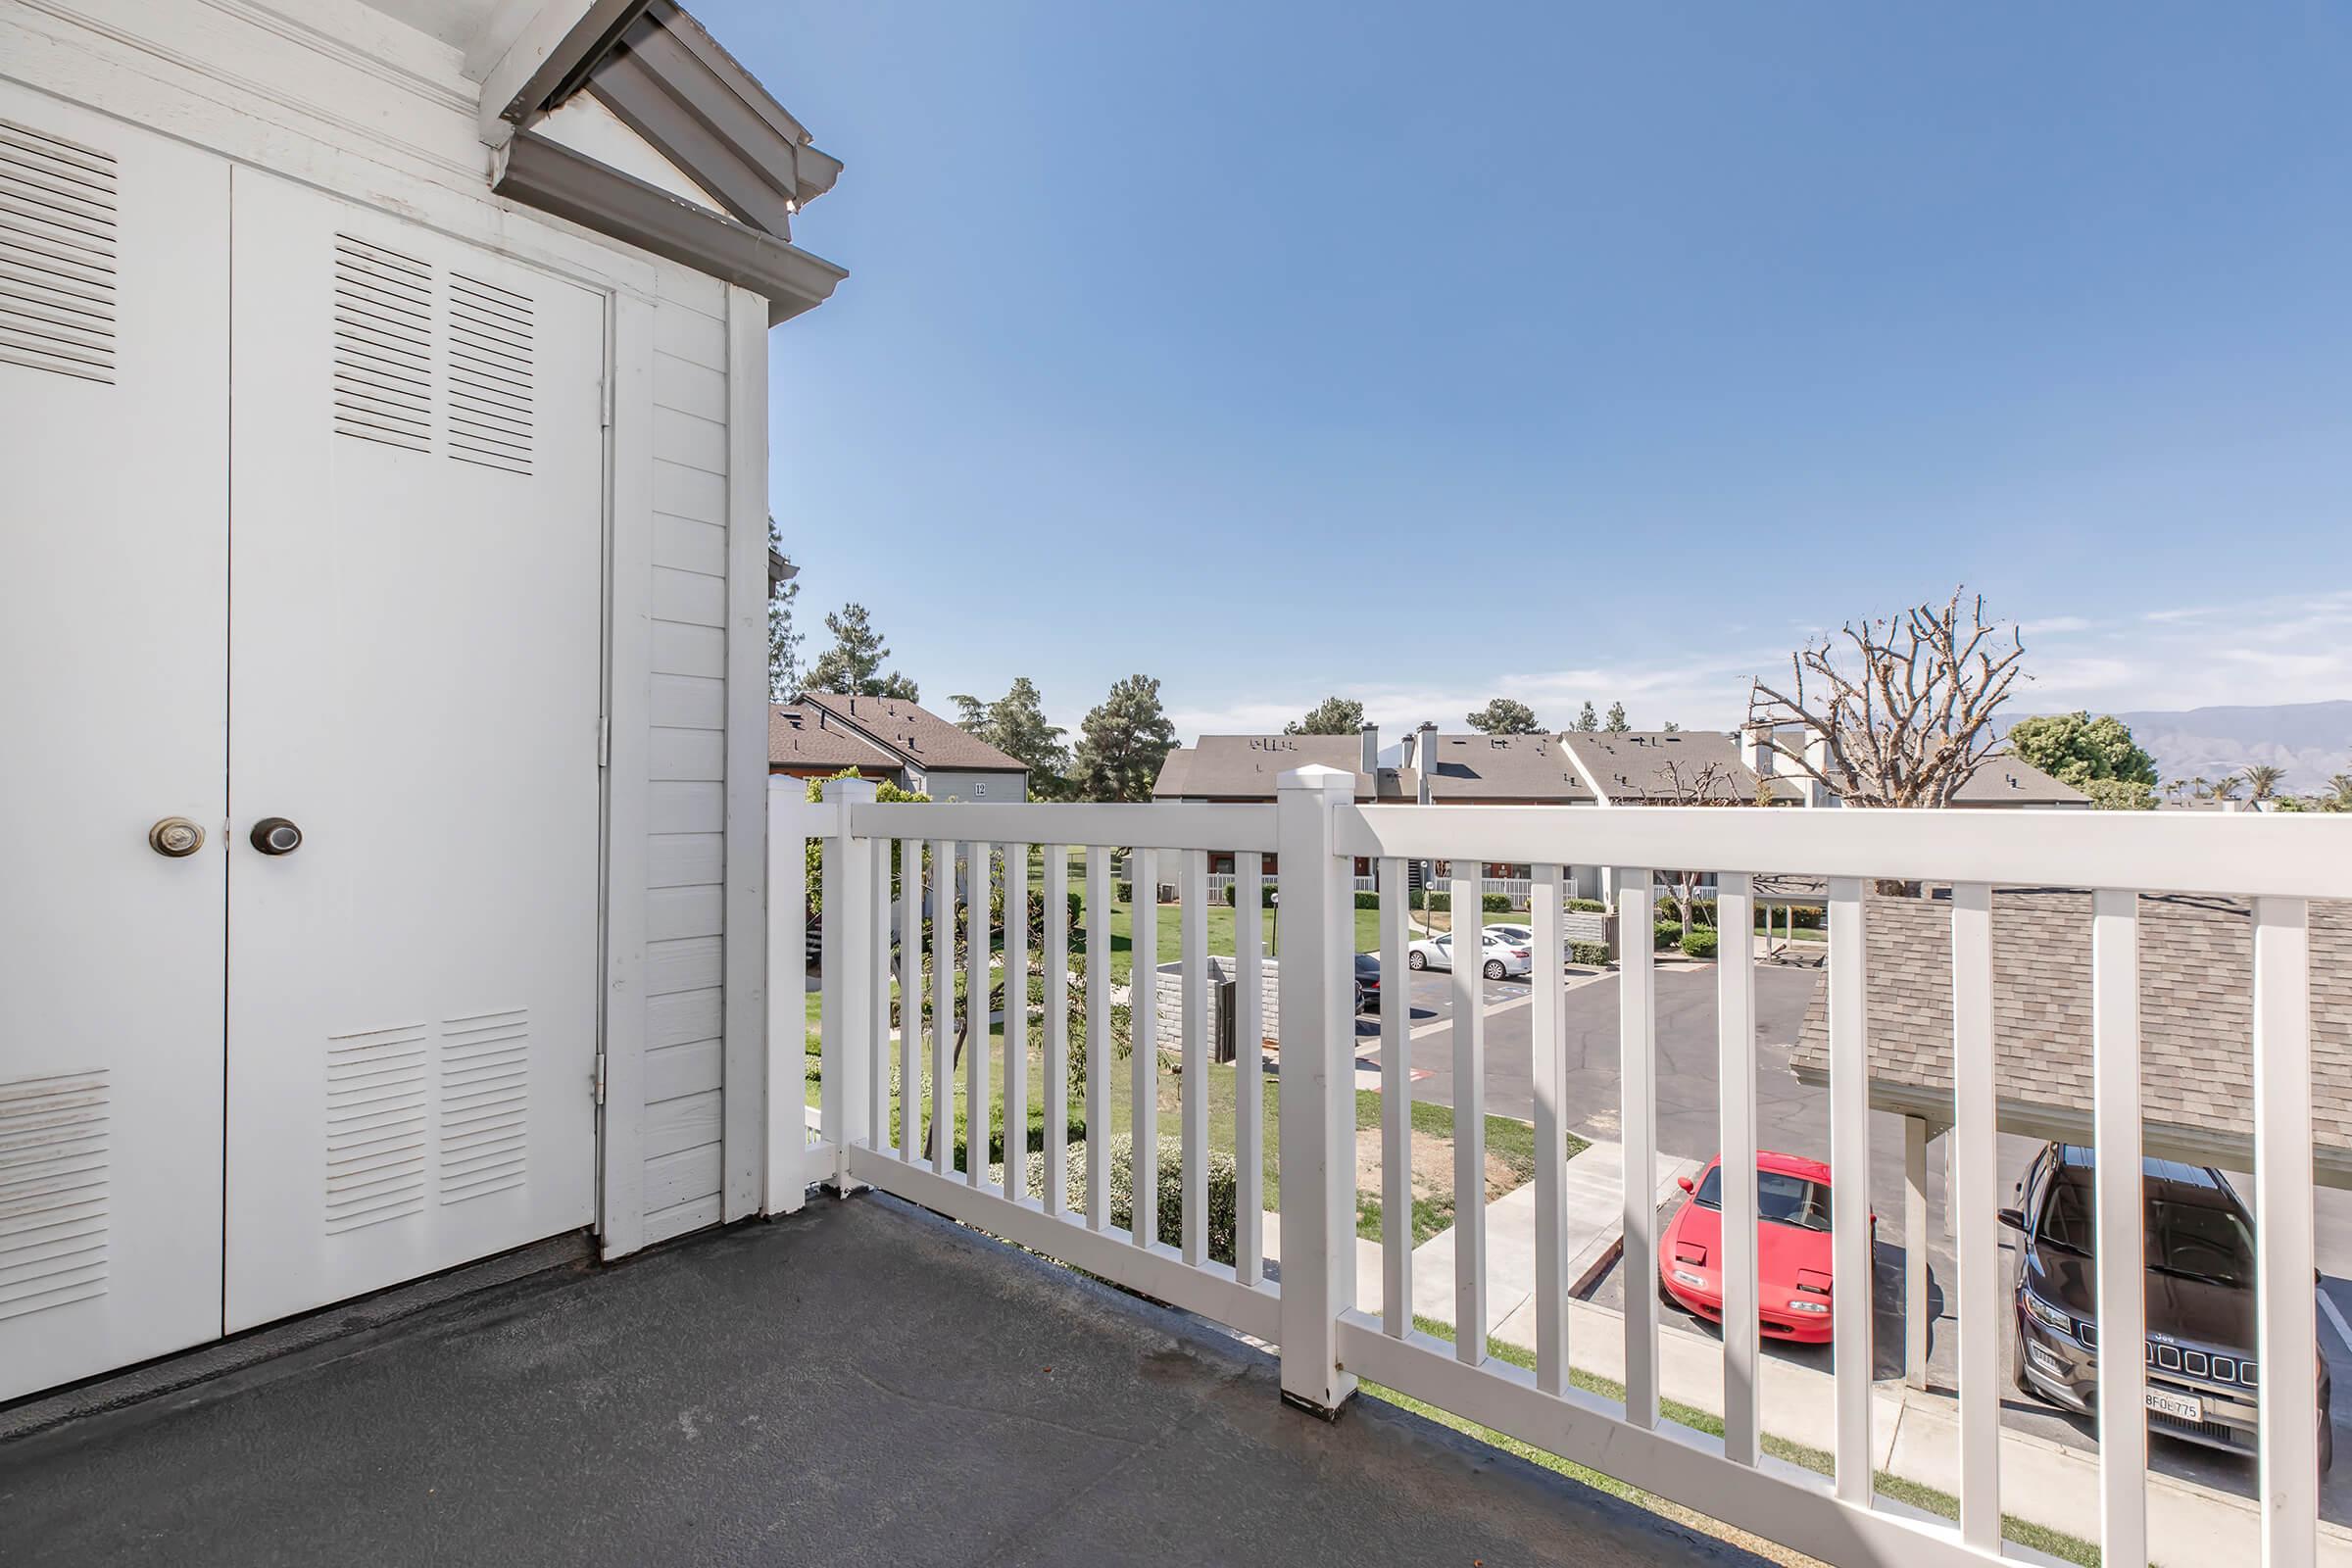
1646;759;1740;935
1746;589;2028;808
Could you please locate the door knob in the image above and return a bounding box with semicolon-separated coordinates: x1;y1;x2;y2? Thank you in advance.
149;817;205;858
250;817;303;856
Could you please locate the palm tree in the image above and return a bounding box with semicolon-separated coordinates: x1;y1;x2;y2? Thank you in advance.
2165;777;2186;806
2190;775;2212;802
2211;775;2243;803
2330;772;2352;810
2242;763;2285;803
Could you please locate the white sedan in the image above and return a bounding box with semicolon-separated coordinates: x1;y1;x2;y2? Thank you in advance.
1405;928;1533;980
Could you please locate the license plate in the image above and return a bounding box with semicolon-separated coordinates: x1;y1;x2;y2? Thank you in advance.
2146;1388;2202;1423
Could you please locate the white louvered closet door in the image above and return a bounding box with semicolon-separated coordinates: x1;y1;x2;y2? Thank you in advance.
222;171;605;1332
0;87;231;1401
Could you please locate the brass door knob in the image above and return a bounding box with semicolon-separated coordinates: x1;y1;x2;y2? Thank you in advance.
149;817;205;858
250;817;303;856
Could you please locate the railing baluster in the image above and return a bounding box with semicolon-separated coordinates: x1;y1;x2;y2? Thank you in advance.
965;840;991;1189
1618;867;1658;1430
931;837;955;1176
817;803;846;1154
1086;846;1110;1231
2090;887;2147;1565
1132;847;1159;1247
765;784;810;1214
1181;849;1208;1265
1449;866;1485;1363
869;836;891;1156
1003;842;1029;1202
1531;862;1568;1396
1827;876;1872;1502
1380;855;1410;1338
1950;880;2001;1549
901;839;921;1164
1717;870;1759;1465
1045;847;1069;1214
2253;895;2318;1568
1234;851;1265;1284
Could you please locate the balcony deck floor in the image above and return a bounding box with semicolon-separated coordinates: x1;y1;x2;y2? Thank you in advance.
2;1193;1770;1567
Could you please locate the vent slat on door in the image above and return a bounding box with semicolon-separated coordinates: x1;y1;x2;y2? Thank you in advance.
332;235;431;454
446;273;532;475
324;1025;427;1233
0;1070;109;1321
439;1009;528;1202
0;119;115;385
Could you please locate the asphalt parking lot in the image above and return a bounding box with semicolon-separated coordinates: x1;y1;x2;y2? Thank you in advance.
1353;955;2352;1522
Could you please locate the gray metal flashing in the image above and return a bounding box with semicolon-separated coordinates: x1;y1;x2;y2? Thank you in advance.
619;4;843;213
585;43;798;236
496;0;659;131
494;132;846;323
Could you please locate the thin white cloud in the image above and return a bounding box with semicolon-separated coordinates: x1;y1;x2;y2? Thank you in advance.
1154;587;2352;746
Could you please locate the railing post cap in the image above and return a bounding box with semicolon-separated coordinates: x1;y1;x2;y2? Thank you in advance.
821;775;881;803
1277;764;1355;794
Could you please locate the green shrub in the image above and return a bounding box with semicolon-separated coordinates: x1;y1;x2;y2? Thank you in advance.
1569;942;1612;966
1654;921;1684;950
1481;892;1512;912
1115;879;1134;903
1566;898;1607;913
1420;891;1450;912
1022;1136;1241;1264
1354;891;1382;909
1681;928;1719;959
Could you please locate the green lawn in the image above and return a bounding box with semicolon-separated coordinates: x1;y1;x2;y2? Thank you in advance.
1372;1316;2097;1567
806;1015;1584;1250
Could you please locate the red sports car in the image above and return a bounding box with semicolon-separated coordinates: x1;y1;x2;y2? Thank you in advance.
1656;1151;1862;1345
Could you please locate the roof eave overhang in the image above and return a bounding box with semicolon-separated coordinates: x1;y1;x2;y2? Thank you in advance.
494;132;846;323
1786;1065;2352;1190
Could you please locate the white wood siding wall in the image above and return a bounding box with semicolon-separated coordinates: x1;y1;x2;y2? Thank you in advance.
639;270;735;1244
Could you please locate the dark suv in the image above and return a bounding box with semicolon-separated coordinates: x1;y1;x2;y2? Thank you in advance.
2003;1142;2331;1470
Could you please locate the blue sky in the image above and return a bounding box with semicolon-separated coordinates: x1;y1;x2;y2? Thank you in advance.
705;2;2352;739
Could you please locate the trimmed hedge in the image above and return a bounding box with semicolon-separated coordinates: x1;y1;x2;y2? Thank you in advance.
1115;880;1133;903
1654;921;1684;950
1569;942;1612;966
1566;898;1607;913
1407;890;1513;913
1681;928;1720;959
1021;1135;1241;1265
1222;882;1279;908
1353;891;1381;909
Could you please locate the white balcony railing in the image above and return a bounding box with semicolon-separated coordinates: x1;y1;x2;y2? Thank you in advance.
772;765;2351;1568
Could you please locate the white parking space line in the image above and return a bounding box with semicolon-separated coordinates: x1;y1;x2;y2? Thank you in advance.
2319;1284;2352;1355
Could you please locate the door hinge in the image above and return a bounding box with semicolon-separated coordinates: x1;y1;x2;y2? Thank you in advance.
597;713;611;768
592;1050;608;1106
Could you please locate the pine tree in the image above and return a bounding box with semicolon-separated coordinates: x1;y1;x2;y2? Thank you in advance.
805;603;918;701
766;517;803;702
1604;701;1629;733
954;677;1073;800
1464;698;1540;734
1285;696;1366;736
1070;674;1177;802
1574;701;1599;732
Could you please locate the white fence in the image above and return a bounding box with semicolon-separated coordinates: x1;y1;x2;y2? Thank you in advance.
773;765;2351;1568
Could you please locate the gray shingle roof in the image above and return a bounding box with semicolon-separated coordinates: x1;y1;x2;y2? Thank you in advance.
770;702;898;771
1946;758;2089;806
799;693;1025;773
1562;730;1801;805
1152;735;1414;802
1417;733;1596;803
1788;888;2352;1180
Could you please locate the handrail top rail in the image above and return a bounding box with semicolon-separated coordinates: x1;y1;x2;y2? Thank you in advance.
1339;802;2352;901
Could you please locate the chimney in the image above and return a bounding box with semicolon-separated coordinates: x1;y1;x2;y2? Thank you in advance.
1359;722;1380;777
1414;720;1437;806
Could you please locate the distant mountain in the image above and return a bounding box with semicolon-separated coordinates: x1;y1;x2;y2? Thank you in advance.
2015;701;2352;794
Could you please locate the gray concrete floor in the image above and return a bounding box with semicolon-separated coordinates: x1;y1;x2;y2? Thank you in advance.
0;1194;1774;1568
